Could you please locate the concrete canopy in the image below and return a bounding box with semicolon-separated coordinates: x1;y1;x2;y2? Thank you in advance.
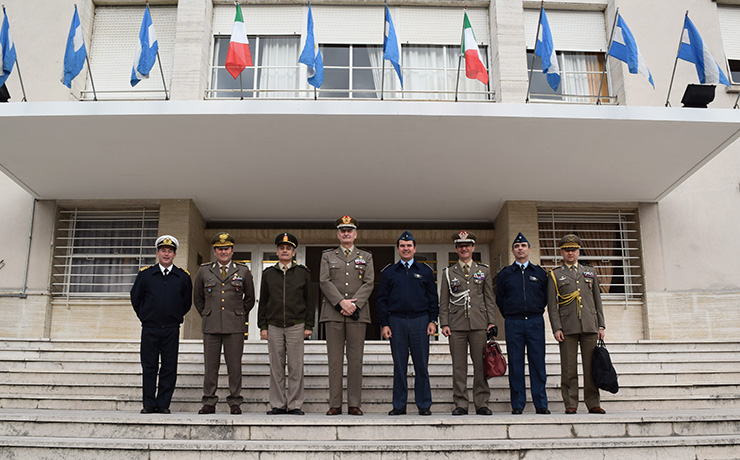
2;100;739;222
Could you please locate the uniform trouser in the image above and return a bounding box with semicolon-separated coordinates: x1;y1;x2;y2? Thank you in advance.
140;326;180;410
325;320;366;408
449;329;489;410
267;323;305;411
202;332;244;406
504;316;548;410
388;315;432;410
559;332;600;410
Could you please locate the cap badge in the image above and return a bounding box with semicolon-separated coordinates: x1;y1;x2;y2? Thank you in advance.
219;233;228;244
458;231;469;240
341;215;352;225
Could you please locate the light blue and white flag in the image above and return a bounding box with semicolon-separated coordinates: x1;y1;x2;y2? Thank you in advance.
535;7;560;91
678;15;730;87
131;5;159;87
298;4;323;88
608;14;654;88
383;5;402;87
0;7;17;87
61;5;87;88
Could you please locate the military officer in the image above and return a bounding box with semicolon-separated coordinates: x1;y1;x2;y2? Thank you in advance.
495;232;549;415
440;231;497;415
131;235;192;414
547;234;606;414
319;215;374;416
377;231;438;416
194;232;255;415
259;232;316;415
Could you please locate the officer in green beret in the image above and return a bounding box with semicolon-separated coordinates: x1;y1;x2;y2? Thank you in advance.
194;232;255;415
547;234;606;414
259;233;316;415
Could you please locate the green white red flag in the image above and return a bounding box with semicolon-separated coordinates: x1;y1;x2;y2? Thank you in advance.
461;12;488;85
225;4;252;79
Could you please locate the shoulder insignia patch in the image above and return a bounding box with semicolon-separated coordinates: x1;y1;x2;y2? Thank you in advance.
139;265;151;272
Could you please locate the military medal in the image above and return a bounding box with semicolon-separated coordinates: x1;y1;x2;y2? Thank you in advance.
354;256;366;279
473;271;485;284
450;277;461;293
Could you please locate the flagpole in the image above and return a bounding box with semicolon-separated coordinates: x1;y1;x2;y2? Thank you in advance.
454;7;467;102
381;1;386;100
596;8;619;105
156;51;169;100
14;57;27;102
525;2;545;103
239;73;244;100
665;10;688;107
734;88;740;109
85;56;97;101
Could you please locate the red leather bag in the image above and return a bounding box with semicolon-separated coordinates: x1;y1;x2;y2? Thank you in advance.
484;339;507;378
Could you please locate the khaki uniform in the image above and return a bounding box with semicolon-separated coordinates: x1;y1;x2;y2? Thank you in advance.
319;246;374;409
194;261;255;406
439;261;497;410
547;264;605;410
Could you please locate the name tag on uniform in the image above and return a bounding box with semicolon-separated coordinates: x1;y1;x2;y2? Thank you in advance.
413;273;423;279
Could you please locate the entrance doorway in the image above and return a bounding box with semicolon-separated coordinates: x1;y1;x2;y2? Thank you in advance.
305;245;396;341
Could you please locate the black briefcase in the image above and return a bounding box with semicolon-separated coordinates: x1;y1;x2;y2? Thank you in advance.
592;339;619;394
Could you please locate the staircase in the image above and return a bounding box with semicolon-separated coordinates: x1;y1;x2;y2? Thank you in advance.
0;338;739;459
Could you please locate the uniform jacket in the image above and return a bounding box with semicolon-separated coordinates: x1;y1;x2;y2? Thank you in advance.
319;246;374;324
258;263;316;330
495;262;548;319
194;261;255;334
547;264;605;335
439;261;496;331
131;264;192;328
377;260;439;328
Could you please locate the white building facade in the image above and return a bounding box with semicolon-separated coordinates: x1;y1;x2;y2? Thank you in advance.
1;0;739;343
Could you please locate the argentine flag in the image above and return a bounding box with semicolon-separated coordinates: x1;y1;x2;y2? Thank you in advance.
608;14;654;88
535;7;560;91
61;5;87;88
383;5;403;87
677;15;730;87
298;4;323;89
131;5;159;87
0;7;17;87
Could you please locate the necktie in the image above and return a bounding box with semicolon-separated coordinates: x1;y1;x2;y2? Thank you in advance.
463;264;470;278
221;266;227;280
163;268;168;277
404;262;409;271
345;249;351;259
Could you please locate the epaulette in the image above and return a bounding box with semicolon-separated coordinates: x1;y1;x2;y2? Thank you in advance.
200;262;212;267
477;262;489;268
380;263;392;272
182;268;190;276
323;248;334;253
139;265;151;272
235;262;249;267
357;247;372;255
421;262;434;271
297;264;311;272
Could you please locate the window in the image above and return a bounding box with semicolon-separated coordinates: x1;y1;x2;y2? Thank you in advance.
84;6;176;100
718;5;740;85
52;208;159;297
209;35;301;98
404;45;490;100
537;209;642;301
524;9;613;103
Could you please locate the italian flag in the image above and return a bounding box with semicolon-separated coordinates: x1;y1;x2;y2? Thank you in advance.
225;4;253;79
462;12;488;85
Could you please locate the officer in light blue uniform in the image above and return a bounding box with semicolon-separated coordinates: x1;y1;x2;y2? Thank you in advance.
377;231;439;416
494;232;550;415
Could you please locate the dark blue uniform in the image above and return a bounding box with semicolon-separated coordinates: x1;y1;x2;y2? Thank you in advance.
495;262;548;411
131;264;192;412
377;261;439;411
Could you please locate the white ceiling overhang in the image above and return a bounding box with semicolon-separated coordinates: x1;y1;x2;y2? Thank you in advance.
2;100;739;222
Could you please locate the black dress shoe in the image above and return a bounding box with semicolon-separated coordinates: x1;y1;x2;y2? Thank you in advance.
418;408;432;416
451;407;468;416
536;407;551;415
140;407;156;414
388;408;406;416
511;408;523;415
476;407;492;416
156;408;171;414
198;404;216;414
288;408;304;415
230;405;242;415
266;407;287;415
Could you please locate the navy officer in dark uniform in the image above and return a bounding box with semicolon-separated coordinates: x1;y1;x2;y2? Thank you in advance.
495;232;549;415
377;231;439;415
131;235;192;414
